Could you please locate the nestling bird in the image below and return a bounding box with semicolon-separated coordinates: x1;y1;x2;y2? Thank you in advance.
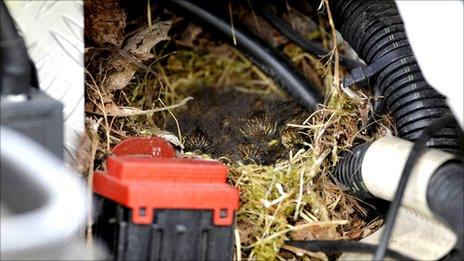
163;86;308;165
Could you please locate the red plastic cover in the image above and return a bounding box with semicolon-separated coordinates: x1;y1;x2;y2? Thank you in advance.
93;137;239;226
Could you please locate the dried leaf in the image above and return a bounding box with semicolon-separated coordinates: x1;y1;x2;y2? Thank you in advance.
176;24;203;47
283;8;318;38
240;10;287;47
290;220;341;241
84;0;126;47
237;221;256;245
102;21;172;91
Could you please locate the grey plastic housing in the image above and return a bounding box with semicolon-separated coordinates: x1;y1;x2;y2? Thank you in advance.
1;88;63;159
0;127;87;259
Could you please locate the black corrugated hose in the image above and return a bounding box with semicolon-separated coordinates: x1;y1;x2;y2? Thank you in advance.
427;161;464;257
330;0;461;155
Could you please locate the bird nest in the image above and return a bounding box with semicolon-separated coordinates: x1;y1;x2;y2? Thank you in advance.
82;0;394;259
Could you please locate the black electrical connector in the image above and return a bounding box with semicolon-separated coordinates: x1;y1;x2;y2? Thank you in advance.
0;0;63;158
0;0;30;96
93;197;236;261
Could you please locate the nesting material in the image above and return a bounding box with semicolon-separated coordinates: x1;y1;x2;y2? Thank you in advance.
84;2;395;259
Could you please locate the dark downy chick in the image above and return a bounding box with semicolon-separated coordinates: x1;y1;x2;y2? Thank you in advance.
163;87;308;165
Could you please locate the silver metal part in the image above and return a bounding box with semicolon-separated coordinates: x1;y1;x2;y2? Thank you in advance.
0;93;27;103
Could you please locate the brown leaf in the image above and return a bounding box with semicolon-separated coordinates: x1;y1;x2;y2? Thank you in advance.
176;24;203;47
301;59;324;90
283;8;318;38
358;99;370;127
290;220;341;241
345;228;363;240
361;218;384;238
102;21;172;91
124;22;172;60
240;10;287;47
237;220;256;245
84;0;126;47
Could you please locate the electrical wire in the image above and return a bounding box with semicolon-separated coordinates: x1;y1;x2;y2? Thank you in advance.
259;7;363;70
374;114;457;260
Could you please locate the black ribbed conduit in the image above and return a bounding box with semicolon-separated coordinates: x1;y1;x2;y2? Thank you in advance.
333;143;375;201
330;0;460;154
427;162;464;252
167;0;323;110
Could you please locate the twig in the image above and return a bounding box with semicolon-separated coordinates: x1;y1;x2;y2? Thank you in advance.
86;70;111;151
228;1;237;45
323;0;340;91
246;0;261;34
85;118;102;247
293;170;305;220
147;0;152;28
86;97;193;117
158;98;184;146
235;228;242;261
252;220;348;247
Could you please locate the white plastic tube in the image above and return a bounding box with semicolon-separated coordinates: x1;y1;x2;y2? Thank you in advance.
361;136;456;218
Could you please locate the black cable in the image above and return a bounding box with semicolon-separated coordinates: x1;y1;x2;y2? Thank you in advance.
259;7;363;70
374;114;456;260
0;0;18;41
286;240;410;260
341;47;411;89
166;0;323;110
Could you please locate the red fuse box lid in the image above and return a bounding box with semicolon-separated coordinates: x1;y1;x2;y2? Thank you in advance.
93;137;239;226
112;136;176;157
105;156;228;183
